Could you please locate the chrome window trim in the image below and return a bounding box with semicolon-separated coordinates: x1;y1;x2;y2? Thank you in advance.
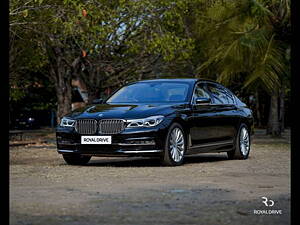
190;81;237;107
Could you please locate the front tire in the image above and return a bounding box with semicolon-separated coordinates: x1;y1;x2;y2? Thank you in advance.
227;123;251;160
62;154;91;165
161;123;186;166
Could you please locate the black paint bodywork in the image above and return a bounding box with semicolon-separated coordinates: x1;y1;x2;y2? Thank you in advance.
56;79;254;157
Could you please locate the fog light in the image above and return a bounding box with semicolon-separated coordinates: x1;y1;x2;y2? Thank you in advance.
127;140;155;145
143;140;155;145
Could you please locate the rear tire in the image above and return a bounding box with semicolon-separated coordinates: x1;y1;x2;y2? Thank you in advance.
227;123;250;160
161;122;186;166
62;154;91;165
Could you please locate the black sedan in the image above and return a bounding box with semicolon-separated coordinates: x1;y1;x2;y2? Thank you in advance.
56;79;254;166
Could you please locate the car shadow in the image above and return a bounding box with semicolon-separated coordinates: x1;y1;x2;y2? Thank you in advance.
86;153;228;167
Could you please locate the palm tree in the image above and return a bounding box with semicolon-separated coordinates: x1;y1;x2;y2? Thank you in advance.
194;0;290;136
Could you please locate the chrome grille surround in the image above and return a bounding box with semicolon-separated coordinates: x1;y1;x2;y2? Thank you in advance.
98;119;126;134
75;119;98;134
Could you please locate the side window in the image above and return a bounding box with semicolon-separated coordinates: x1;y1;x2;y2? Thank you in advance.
193;83;210;103
206;84;229;104
224;89;235;105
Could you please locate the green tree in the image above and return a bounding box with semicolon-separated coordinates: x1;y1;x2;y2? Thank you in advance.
10;0;80;121
9;0;290;134
66;0;194;102
9;0;195;119
180;0;290;136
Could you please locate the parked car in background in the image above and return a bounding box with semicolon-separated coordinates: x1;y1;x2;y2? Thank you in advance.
10;109;56;130
12;113;40;129
56;79;254;166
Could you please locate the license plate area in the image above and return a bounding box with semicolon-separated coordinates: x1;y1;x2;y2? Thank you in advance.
81;136;112;144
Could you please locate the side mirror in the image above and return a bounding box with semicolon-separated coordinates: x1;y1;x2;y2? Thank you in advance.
92;98;103;104
195;97;211;105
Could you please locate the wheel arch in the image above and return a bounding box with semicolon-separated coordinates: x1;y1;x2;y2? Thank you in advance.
240;117;254;134
169;115;191;146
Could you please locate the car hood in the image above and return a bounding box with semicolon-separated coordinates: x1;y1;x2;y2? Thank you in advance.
64;103;187;120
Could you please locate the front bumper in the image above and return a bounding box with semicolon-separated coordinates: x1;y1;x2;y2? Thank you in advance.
56;122;170;157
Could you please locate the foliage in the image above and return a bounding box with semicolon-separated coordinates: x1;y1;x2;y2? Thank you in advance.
189;0;290;94
9;0;290;132
61;0;196;95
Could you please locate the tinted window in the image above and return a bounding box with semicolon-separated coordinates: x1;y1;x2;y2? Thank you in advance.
224;88;236;104
206;83;229;104
192;83;210;103
106;82;190;103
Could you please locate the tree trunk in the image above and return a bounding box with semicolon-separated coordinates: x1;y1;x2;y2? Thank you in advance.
55;77;72;122
46;44;83;124
47;47;73;124
255;90;262;128
279;88;285;133
266;91;281;137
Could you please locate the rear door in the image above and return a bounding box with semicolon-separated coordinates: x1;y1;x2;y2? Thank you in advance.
205;82;238;142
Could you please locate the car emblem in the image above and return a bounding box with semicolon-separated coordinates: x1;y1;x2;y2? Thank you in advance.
98;113;103;117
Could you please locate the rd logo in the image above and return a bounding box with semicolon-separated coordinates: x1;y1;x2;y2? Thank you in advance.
262;197;275;207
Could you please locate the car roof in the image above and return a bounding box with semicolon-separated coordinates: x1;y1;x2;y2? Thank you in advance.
136;78;221;85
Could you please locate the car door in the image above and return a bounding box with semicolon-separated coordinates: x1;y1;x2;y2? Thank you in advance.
205;82;238;142
189;82;218;146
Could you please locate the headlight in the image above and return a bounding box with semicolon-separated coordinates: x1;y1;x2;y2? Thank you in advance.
60;117;76;127
126;115;164;128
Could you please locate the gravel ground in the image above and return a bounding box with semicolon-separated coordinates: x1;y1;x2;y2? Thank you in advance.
9;129;290;225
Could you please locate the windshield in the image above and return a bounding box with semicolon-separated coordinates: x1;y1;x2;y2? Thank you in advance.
106;82;191;103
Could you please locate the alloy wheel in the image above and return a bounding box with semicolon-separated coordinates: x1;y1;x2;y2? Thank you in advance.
169;128;185;162
239;127;250;156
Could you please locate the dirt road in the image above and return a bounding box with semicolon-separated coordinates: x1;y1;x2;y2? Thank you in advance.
9;129;290;225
